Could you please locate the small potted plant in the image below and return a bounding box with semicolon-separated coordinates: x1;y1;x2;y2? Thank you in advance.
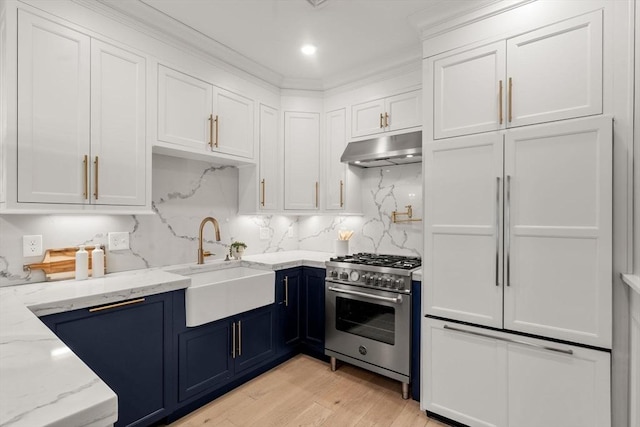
229;241;247;260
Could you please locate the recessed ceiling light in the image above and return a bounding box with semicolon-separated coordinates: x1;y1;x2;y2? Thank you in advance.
406;154;414;158
354;161;361;164
301;44;317;55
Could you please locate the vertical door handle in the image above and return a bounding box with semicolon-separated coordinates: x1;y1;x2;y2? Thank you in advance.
384;112;389;128
379;113;384;128
214;114;219;147
208;114;214;148
83;155;88;200
339;180;344;208
315;182;319;208
93;156;99;200
496;176;501;286
498;80;503;125
237;320;242;357
506;175;512;286
508;77;513;123
284;276;289;307
231;321;236;358
260;179;266;207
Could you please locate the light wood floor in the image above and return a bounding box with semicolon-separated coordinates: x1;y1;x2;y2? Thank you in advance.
168;354;450;427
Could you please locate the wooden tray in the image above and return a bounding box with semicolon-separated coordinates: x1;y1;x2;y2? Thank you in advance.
23;246;107;281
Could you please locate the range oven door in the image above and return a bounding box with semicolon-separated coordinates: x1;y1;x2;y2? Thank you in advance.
325;280;411;377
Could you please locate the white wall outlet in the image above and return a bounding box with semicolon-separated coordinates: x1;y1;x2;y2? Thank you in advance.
287;225;297;238
108;232;130;251
22;235;43;257
259;227;271;240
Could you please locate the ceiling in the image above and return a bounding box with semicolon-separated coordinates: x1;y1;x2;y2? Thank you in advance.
101;0;496;90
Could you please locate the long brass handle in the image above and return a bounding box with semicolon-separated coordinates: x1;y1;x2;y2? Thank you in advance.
315;181;319;208
508;77;513;123
260;179;265;207
339;180;344;208
506;175;512;287
208;114;214;148
284;276;289;307
83;155;88;200
214;114;219;147
237;320;242;356
384;112;389;128
496;177;501;287
379;113;384;128
89;298;145;313
93;156;99;200
232;321;236;358
499;80;503;125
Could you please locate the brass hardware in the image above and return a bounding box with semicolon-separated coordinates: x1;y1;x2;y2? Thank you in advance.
315;181;319;208
508;77;513;123
89;298;145;313
339;180;344;208
284;276;289;307
379;113;384;128
208;114;214;148
232;321;236;358
93;156;99;200
214;114;219;147
260;179;266;207
391;205;422;223
83;155;88;200
384;112;389;128
238;320;242;356
499;80;503;125
197;217;221;264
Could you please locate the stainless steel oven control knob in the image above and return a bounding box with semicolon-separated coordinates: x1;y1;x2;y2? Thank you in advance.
330;270;338;278
375;276;383;286
395;279;404;289
349;271;360;282
339;271;349;280
383;277;392;287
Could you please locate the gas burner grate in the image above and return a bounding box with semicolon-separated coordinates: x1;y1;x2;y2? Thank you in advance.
329;253;421;269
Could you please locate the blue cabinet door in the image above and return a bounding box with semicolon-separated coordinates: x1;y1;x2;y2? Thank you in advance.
41;292;174;427
275;268;302;355
234;305;276;374
302;267;325;355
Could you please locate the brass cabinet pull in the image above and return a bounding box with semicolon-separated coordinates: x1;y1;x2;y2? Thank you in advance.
208;114;214;148
237;320;242;356
83;155;88;200
214;114;219;147
260;179;265;207
232;321;236;358
339;180;344;207
93;156;99;200
284;276;289;307
508;77;513;123
499;80;503;125
88;298;145;313
379;113;384;128
315;182;319;208
384;112;389;128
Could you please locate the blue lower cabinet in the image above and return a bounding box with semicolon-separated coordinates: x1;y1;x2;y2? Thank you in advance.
234;306;276;374
301;267;326;356
41;292;175;427
275;268;302;356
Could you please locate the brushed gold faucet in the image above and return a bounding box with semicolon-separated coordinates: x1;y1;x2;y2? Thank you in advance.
197;217;221;264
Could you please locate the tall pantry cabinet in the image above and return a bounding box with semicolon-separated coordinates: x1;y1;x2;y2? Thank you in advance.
422;4;612;427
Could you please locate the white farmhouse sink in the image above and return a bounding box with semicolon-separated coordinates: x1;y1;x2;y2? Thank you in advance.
183;267;275;327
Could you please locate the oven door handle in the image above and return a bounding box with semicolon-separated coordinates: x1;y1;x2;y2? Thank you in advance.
327;286;403;304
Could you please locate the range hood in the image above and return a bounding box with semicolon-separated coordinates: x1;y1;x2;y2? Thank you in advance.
340;131;422;168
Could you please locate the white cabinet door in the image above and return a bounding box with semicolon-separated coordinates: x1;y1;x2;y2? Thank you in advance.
258;104;279;211
631;291;640;427
423;318;507;427
433;42;505;139
506;339;611;427
90;40;146;206
157;65;212;150
506;10;602;128
324;108;346;211
385;90;422;133
17;11;90;204
424;133;504;328
351;98;385;138
212;86;253;159
284;112;320;210
504;117;612;348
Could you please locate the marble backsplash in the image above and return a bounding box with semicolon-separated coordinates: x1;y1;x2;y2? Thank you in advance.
0;155;422;287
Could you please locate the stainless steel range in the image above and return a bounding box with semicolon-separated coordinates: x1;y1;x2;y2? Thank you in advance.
324;253;421;399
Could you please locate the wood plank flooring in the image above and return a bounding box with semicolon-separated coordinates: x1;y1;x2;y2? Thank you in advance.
168;354;450;427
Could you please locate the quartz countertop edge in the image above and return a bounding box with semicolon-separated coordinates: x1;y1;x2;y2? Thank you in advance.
622;273;640;295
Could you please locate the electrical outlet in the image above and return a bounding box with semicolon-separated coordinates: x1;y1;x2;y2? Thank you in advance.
108;232;130;251
22;235;43;257
259;227;271;240
287;225;297;238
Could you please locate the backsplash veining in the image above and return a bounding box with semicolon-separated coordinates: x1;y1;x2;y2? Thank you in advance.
0;156;422;287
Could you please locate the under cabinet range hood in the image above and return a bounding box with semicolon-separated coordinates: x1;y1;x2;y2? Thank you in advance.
340;131;422;168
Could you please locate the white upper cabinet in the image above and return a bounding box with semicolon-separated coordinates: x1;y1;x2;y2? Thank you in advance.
431;10;602;139
157;65;254;159
351;89;421;138
17;11;146;207
284;111;320;210
324;109;346;211
258;104;279;211
424;117;612;348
